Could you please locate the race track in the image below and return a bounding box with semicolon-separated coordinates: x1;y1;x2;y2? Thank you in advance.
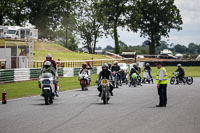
0;78;200;133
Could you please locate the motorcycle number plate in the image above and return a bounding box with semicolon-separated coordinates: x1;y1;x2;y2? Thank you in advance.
101;80;109;85
43;87;50;90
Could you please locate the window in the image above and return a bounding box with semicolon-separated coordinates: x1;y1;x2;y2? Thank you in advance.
7;30;16;34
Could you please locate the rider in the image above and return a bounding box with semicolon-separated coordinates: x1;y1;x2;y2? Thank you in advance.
111;61;121;82
44;54;57;70
143;63;152;78
79;63;91;85
175;64;185;84
129;63;140;85
96;63;114;96
42;54;59;96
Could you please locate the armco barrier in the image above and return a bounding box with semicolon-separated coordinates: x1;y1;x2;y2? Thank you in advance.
14;68;30;82
0;69;14;82
58;67;63;77
73;68;81;76
0;67;98;83
30;68;41;79
63;68;74;77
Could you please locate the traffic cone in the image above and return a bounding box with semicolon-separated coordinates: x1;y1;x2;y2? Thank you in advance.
2;89;7;104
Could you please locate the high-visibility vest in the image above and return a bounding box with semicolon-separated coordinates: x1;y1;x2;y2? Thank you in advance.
156;67;168;84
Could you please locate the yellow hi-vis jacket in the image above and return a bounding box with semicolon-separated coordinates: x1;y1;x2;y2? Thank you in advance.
156;67;168;84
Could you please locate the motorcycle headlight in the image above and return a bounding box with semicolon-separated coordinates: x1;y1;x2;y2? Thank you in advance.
42;80;50;84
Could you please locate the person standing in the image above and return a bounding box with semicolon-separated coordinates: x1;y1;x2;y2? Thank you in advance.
156;62;168;107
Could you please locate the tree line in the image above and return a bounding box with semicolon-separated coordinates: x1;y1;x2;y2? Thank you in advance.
102;40;200;56
0;0;182;54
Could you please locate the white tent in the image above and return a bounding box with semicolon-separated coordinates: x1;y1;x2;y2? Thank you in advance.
175;53;183;59
196;55;200;61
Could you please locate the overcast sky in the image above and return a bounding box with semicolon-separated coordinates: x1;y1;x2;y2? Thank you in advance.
95;0;200;48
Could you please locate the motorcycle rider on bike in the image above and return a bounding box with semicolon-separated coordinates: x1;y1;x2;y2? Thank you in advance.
129;63;141;85
96;63;114;96
175;64;185;84
79;63;91;85
111;61;121;82
143;63;152;79
42;54;59;96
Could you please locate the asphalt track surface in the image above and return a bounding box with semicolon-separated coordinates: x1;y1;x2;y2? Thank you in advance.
0;78;200;133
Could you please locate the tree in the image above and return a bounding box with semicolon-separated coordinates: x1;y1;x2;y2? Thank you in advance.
156;41;169;53
187;43;199;54
133;0;182;54
98;0;132;54
104;45;114;51
25;0;74;38
76;0;105;54
174;44;187;54
0;0;27;26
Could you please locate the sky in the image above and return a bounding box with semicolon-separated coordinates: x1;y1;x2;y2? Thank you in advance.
95;0;200;48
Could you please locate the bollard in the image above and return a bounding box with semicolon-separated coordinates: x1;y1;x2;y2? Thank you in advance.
2;89;7;104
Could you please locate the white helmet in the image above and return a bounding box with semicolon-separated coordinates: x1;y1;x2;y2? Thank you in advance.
177;64;182;67
44;61;52;69
146;63;150;66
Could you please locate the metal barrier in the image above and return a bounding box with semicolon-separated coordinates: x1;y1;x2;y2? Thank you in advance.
33;58;134;68
0;69;14;82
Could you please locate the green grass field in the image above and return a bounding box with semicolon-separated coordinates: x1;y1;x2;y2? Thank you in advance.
0;75;98;100
34;42;110;61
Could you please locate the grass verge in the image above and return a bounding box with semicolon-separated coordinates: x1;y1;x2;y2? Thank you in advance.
149;66;200;78
0;75;98;100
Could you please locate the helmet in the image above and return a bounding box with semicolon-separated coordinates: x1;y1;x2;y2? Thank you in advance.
133;63;137;67
146;63;150;66
46;54;52;61
44;61;52;70
82;63;87;68
177;64;182;67
102;63;109;71
114;61;118;65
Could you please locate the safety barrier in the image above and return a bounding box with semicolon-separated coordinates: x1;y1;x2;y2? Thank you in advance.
0;69;14;82
33;58;134;68
14;68;30;82
0;67;99;83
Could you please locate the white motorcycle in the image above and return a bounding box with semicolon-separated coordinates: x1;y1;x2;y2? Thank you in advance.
39;73;58;105
142;70;153;84
79;72;90;91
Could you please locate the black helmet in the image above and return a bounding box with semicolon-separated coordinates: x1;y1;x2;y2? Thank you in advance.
102;63;109;71
82;63;87;68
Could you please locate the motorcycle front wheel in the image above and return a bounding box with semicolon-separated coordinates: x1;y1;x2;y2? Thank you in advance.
170;77;176;85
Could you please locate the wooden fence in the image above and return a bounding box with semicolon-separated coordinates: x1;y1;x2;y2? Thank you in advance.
33;58;134;68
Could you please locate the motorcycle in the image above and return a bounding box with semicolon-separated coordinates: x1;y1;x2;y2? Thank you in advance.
129;73;142;87
142;70;153;84
79;72;89;91
170;72;193;85
39;73;57;105
119;70;129;84
112;71;122;88
99;79;111;104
